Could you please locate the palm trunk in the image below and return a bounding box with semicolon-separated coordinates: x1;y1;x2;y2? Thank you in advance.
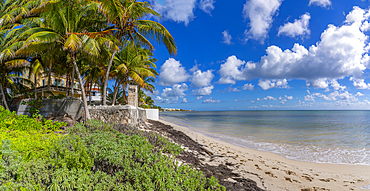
89;80;92;105
66;74;69;98
71;66;75;98
111;79;120;105
112;85;120;106
122;83;127;105
47;65;51;97
34;74;37;99
71;55;90;121
0;82;9;111
102;49;117;105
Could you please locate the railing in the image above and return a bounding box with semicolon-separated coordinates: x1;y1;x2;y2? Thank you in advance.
35;85;82;94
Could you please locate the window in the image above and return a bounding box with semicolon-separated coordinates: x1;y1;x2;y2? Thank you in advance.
42;79;45;86
92;91;96;96
62;80;65;87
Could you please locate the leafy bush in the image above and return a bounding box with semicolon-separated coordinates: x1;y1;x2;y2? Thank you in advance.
0;109;225;190
0;106;66;132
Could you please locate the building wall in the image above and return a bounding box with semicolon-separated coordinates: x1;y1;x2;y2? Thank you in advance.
23;69;81;89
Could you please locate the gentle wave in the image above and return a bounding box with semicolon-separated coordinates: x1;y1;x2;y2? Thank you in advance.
205;133;370;165
160;111;370;165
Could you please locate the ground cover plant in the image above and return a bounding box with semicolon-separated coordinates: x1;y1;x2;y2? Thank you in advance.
0;107;225;190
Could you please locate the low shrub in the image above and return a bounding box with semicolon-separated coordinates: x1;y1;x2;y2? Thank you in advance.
0;109;225;190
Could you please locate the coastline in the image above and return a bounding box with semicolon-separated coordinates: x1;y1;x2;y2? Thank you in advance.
155;117;370;191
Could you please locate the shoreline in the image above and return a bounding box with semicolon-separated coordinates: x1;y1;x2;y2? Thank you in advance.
155;118;370;190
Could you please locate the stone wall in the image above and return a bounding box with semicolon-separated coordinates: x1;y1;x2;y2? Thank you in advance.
87;105;144;125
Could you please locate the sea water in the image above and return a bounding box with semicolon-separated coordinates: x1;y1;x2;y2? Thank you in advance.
161;110;370;165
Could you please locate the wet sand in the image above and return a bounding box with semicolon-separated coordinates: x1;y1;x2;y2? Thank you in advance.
148;118;370;191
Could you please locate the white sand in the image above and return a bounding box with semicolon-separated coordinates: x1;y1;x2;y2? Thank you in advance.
158;118;370;191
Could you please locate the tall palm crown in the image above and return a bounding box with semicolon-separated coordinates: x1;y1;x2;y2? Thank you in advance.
114;41;157;86
19;0;116;120
98;0;177;105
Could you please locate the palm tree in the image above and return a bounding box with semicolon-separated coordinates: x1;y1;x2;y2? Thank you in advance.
145;96;154;108
19;0;114;120
111;41;157;105
27;58;43;99
98;0;177;106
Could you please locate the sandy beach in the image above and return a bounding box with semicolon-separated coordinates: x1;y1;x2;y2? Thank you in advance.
150;118;370;191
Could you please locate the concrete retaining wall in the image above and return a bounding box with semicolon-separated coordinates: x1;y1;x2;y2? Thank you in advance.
13;98;83;120
146;109;159;120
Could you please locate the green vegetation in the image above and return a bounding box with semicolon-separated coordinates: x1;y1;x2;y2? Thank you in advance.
0;0;176;119
0;106;225;190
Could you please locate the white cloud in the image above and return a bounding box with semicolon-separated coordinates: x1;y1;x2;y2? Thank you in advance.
218;7;370;90
196;96;203;100
159;58;190;86
262;96;277;101
181;98;188;103
305;94;316;102
159;83;188;103
191;70;214;87
306;78;329;89
199;0;215;15
355;92;364;96
151;0;197;26
256;96;277;101
330;80;346;91
217;55;254;84
278;13;311;38
154;96;171;104
350;77;370;89
286;96;293;100
242;83;254;91
258;79;289;90
222;30;232;45
243;0;283;41
192;85;214;96
304;91;359;102
203;97;221;103
308;0;331;8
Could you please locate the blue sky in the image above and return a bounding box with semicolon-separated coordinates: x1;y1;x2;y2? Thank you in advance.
140;0;370;110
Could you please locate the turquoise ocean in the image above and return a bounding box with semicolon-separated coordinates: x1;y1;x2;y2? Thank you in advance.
160;110;370;165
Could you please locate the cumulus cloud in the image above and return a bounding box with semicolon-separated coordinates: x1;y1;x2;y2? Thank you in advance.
191;70;214;87
203;97;221;103
304;91;359;102
151;0;197;26
192;85;214;96
218;7;370;90
199;0;215;15
242;83;254;91
308;0;331;8
278;13;311;38
157;83;188;104
181;98;188;103
217;56;254;84
280;95;293;104
355;92;364;96
243;0;283;41
330;80;347;91
256;96;277;101
159;58;190;86
222;30;232;45
350;77;370;89
196;96;203;100
258;79;289;90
